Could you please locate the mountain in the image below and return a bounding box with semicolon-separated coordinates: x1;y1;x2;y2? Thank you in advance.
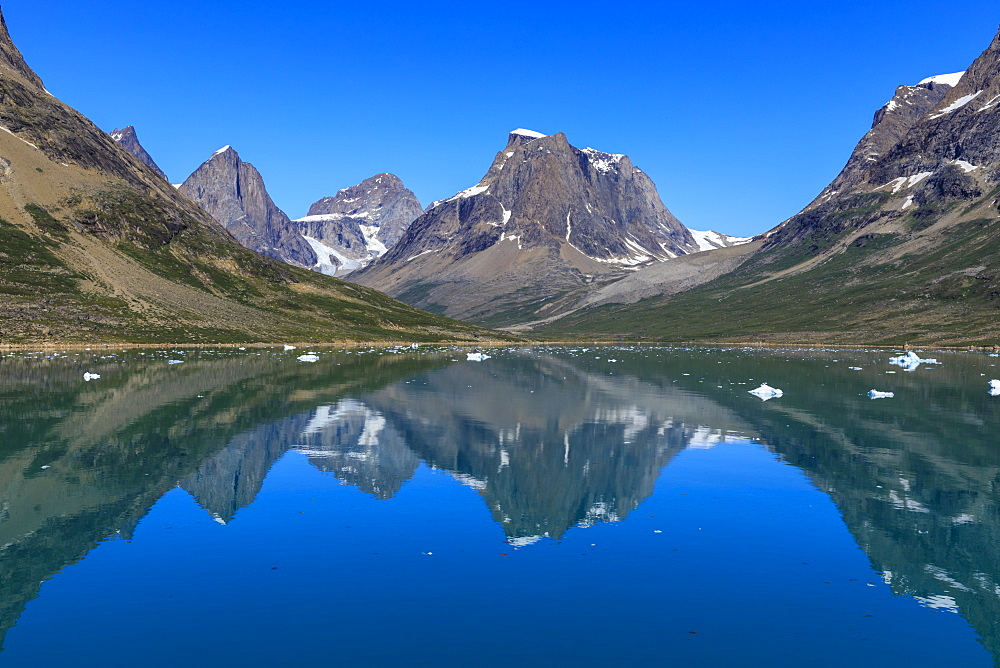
109;125;168;180
0;9;493;344
179;146;318;270
293;173;423;276
351;129;743;326
537;28;1000;346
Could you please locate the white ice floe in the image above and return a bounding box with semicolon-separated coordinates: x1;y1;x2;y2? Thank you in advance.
167;360;183;365
83;372;101;381
989;379;1000;396
284;345;297;351
297;354;320;363
889;351;939;372
749;383;783;401
868;389;895;399
467;352;491;362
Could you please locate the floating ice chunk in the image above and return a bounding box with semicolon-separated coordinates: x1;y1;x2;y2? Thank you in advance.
868;389;895;399
749;383;783;401
889;351;939;371
297;354;320;363
848;366;862;371
167;360;183;365
284;345;297;351
989;380;1000;396
467;352;491;362
83;372;101;381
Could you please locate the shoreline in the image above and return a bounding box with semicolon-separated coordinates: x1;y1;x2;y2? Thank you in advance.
1;339;996;353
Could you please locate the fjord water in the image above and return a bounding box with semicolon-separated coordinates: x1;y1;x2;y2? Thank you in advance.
0;346;998;666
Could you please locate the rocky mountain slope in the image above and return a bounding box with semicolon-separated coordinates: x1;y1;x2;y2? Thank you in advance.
538;28;1000;345
0;9;493;344
179;146;318;270
294;173;422;276
351;129;743;325
109;125;167;180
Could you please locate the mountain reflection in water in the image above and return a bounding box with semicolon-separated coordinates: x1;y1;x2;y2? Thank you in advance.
0;345;998;663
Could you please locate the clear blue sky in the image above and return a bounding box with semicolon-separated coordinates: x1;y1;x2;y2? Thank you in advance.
6;2;998;237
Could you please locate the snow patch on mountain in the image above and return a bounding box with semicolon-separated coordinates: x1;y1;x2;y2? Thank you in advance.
302;235;362;275
581;147;625;174
688;229;752;252
511;128;546;139
929;90;984;119
918;72;965;87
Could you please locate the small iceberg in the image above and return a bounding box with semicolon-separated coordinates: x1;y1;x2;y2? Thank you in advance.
167;360;184;365
889;351;939;372
868;389;895;399
990;380;1000;396
284;344;297;351
467;352;491;362
297;354;320;363
749;383;783;401
83;372;101;381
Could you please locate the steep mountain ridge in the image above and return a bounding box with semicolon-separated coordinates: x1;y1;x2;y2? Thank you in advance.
538;27;1000;345
0;9;491;344
179;146;318;270
352;129;742;325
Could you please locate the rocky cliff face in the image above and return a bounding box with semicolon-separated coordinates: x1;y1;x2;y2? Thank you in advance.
352;129;710;324
0;7;488;344
808;74;959;207
771;30;1000;248
179;146;317;269
536;27;1000;345
293;173;422;276
109;125;168;180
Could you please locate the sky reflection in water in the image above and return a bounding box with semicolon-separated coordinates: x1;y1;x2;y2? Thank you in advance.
0;345;996;666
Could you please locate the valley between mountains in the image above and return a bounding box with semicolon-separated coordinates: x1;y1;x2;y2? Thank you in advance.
3;9;1000;346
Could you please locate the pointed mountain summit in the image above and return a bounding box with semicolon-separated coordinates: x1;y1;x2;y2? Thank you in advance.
538;26;1000;345
294;173;423;276
352;129;719;324
0;8;489;343
110;126;168;180
179;146;318;270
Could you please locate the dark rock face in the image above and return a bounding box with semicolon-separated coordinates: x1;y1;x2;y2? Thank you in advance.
179;147;317;269
775;29;1000;246
294;173;422;276
109;126;168;180
0;11;43;90
351;129;701;323
813;77;956;200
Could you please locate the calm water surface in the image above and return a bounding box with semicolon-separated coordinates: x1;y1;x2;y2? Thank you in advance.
0;345;998;666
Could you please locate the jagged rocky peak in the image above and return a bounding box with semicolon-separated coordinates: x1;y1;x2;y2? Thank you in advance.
304;173;422;248
179;146;317;269
351;128;718;324
292;173;423;277
109;125;168;180
810;72;963;204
